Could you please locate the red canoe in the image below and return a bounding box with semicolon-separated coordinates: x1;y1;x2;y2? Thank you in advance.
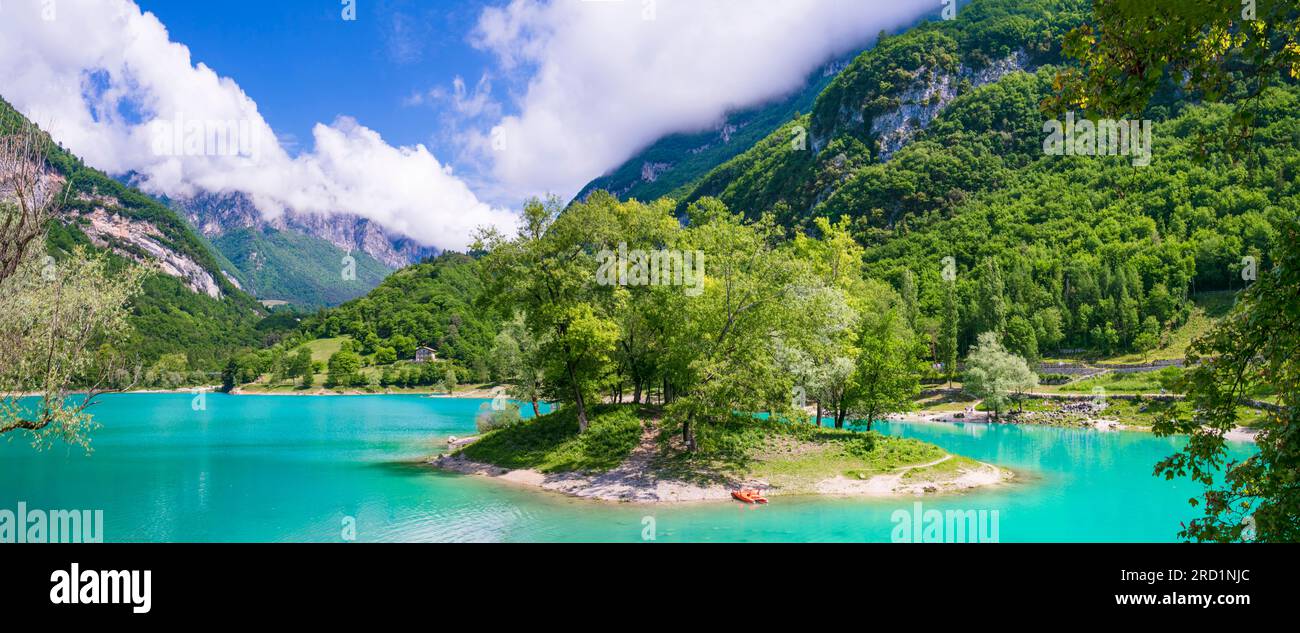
731;489;769;504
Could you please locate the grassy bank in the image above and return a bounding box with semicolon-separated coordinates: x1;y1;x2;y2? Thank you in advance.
455;404;970;493
459;405;646;473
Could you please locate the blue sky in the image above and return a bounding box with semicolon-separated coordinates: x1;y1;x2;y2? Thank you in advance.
136;0;497;158
0;0;932;249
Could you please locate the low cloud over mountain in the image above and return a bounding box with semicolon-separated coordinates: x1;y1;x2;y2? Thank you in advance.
0;0;516;251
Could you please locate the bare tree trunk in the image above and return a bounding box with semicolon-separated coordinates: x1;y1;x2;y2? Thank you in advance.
0;127;63;285
814;401;822;427
565;360;588;432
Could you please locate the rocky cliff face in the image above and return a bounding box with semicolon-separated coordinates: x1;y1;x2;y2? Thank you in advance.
867;51;1029;160
76;206;223;299
29;171;224;298
171;191;438;269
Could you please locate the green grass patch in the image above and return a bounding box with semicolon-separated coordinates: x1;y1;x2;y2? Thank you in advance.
1098;398;1270;430
1057;369;1179;394
655;414;948;491
901;456;980;483
1091;399;1184;429
295;337;350;365
460;406;971;492
913;390;977;413
458;405;644;474
1104;291;1236;364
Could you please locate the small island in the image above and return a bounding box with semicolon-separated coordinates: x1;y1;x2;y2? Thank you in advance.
431;405;1010;503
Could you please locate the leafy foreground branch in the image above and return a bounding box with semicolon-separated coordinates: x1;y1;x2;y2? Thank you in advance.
1153;222;1300;542
0;125;144;451
1058;0;1300;542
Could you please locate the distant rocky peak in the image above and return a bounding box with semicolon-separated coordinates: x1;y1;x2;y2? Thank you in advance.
171;190;438;268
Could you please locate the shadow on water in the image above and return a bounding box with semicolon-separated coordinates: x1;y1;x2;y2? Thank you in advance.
363;459;440;478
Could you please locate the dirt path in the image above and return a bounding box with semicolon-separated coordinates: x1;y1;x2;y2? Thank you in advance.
845;455;953;495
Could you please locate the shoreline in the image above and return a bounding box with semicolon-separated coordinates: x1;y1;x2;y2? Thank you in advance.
15;389;1257;443
428;451;1013;505
894;411;1260;443
231;385;503;399
10;387;504;400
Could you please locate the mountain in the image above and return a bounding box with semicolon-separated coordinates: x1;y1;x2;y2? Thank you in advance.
1;95;279;370
267;0;1291;381
675;0;1085;223
158;190;439;307
212;227;391;308
658;0;1284;360
169;190;438;270
572;53;858;204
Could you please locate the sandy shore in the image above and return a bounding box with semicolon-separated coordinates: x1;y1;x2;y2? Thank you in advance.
432;453;741;503
902;411;1259;443
814;455;1012;497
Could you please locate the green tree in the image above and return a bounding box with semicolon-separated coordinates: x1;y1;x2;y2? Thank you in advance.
491;313;548;417
976;257;1007;337
477;194;627;433
938;280;960;386
0;247;143;451
963;332;1038;420
375;346;397;365
443;366;459;393
661;203;819;450
791;216;868;427
390;334;417;361
0;125;144;451
151;353;190;389
1005;315;1040;365
1132;316;1162;355
847;297;922;431
1154;224;1300;541
287;348;313;380
221;358;238;393
898;268;919;330
1058;0;1300;541
326;350;362;388
1048;0;1300;152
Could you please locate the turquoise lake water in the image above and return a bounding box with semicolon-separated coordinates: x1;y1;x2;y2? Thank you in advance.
0;393;1255;542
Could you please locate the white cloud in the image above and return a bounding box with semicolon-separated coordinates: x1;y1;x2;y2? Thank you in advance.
405;73;501;121
469;0;935;201
0;0;515;251
1;0;937;249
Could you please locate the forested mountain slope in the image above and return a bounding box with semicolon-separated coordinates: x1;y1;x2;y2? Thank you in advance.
677;0;1087;222
652;0;1290;361
169;189;440;307
296;252;498;379
275;0;1295;384
212;227;390;308
1;96;279;370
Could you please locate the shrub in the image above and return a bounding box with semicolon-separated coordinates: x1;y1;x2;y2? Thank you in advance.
476;404;522;434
